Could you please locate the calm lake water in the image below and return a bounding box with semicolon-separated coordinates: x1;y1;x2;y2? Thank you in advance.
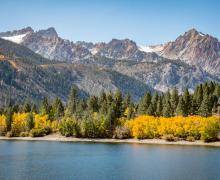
0;141;220;180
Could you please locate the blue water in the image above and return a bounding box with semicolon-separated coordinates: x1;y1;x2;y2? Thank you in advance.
0;141;220;180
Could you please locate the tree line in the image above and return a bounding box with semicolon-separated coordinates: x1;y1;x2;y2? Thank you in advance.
0;81;219;141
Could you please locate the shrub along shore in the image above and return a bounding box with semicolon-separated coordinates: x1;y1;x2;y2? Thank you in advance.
0;82;220;143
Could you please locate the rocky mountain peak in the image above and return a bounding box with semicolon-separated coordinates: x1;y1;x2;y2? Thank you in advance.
185;28;200;37
160;29;220;75
95;38;139;59
37;27;58;38
108;38;137;49
0;26;34;37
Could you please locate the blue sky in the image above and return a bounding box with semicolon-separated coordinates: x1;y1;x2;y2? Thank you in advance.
0;0;220;44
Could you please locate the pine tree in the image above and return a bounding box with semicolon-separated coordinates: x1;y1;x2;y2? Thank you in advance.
151;92;159;113
199;93;211;117
98;91;108;114
114;90;123;118
106;103;116;130
191;98;198;115
107;92;114;108
208;81;215;94
75;99;87;118
211;102;218;115
162;99;172;117
156;97;163;116
31;104;38;113
126;104;135;119
40;97;50;115
67;87;77;115
53;97;64;120
138;92;151;114
170;88;179;114
195;84;203;109
23;102;31;113
183;89;191;115
6;107;13;131
147;103;154;116
176;96;187;116
87;96;99;112
27;112;34;131
122;93;131;111
213;85;220;97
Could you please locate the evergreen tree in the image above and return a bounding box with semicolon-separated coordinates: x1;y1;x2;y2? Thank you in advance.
213;85;220;97
151;92;159;113
6;107;13;131
183;89;191;115
99;91;107;106
87;96;99;112
40;97;50;115
170;88;179;114
31;104;38;113
156;97;163;117
75;99;87;118
162;99;172;117
114;90;123;118
211;102;218;115
165;90;171;101
67;87;77;115
138;92;151;114
195;84;203;109
191;98;198;115
126;104;135;119
176;96;187;116
199;93;211;117
208;81;216;94
122;93;131;111
12;104;19;113
146;103;154;116
106;103;116;130
23;102;31;113
53;97;64;120
107;92;114;107
27;112;34;131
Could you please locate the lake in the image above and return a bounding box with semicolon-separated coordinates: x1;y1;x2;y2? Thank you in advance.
0;141;220;180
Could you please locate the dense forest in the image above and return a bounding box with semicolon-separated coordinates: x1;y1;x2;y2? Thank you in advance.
0;81;219;142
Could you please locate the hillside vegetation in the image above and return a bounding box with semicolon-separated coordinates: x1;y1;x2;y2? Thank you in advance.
0;82;219;142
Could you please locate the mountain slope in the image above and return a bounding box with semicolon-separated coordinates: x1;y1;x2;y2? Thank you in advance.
160;29;220;76
0;27;219;98
0;38;153;104
0;38;52;64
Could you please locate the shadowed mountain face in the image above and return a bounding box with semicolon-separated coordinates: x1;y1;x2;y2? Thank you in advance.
0;27;219;103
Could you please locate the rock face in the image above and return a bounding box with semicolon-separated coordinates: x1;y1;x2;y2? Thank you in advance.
0;27;163;63
0;27;219;96
160;29;220;76
0;38;152;103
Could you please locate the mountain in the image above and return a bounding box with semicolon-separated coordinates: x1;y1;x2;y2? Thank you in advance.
0;27;219;102
159;29;220;76
0;27;164;63
0;38;152;104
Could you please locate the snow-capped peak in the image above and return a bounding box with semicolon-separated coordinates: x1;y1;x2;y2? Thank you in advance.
139;44;164;53
2;33;29;44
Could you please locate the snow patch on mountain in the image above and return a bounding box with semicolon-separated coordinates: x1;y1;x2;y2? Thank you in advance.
90;48;98;55
139;45;164;53
2;33;28;44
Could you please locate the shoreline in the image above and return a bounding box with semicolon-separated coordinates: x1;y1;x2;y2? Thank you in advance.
1;134;220;147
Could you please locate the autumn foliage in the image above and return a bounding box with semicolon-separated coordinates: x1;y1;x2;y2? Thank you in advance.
126;115;220;142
